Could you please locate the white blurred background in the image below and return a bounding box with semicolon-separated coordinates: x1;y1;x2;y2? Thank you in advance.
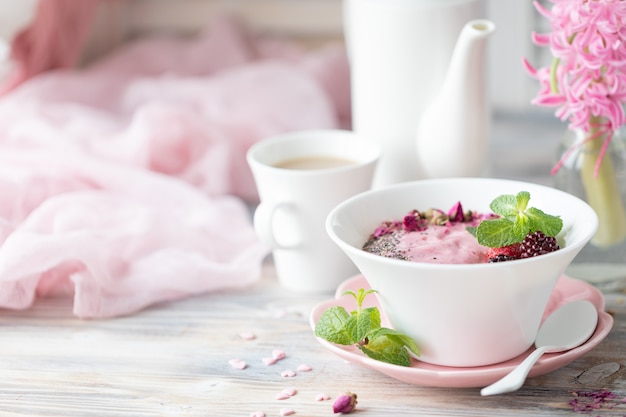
0;0;552;113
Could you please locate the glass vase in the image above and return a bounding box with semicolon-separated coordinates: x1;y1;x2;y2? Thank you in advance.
553;128;626;292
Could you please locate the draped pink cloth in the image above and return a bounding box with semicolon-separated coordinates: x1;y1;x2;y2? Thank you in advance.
0;0;99;95
0;7;351;317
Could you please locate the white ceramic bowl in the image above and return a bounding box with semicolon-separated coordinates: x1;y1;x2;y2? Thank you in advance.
326;178;598;367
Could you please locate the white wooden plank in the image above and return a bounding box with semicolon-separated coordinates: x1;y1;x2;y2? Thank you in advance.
125;0;344;37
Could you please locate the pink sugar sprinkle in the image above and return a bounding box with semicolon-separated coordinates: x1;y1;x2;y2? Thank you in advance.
239;332;256;340
281;388;297;397
250;412;265;417
315;393;331;401
262;357;278;366
276;387;297;400
228;359;247;370
272;349;286;360
281;370;296;377
280;409;295;416
296;364;312;372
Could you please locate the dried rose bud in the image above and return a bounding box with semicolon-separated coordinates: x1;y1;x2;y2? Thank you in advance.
333;392;357;414
447;201;464;223
402;210;421;232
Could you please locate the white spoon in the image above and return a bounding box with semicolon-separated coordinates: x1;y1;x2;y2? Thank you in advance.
481;300;598;396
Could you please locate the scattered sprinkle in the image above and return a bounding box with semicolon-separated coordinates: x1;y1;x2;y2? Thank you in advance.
239;332;256;340
263;350;286;366
262;357;278;366
281;370;296;377
250;412;265;417
569;389;625;413
273;350;287;360
276;388;297;400
316;393;331;401
228;358;247;370
296;364;312;372
280;409;295;416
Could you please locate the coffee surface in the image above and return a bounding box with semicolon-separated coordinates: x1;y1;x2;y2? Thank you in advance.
274;156;356;170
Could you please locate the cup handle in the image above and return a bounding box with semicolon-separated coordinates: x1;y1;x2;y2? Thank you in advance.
253;202;299;249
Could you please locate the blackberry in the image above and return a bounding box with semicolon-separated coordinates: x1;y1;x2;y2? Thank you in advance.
520;231;560;258
488;254;518;263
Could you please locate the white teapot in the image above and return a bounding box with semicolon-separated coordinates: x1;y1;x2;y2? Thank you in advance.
344;0;495;184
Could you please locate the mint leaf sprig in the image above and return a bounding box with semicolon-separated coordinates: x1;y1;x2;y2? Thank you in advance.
314;288;419;366
469;191;563;248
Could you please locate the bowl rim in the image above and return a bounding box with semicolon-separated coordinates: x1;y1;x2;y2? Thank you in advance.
325;177;599;270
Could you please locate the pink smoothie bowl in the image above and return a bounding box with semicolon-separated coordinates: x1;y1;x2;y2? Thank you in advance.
325;178;598;367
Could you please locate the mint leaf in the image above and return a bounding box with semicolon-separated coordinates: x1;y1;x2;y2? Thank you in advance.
515;191;531;212
346;306;380;342
315;306;354;345
489;194;518;218
476;217;517;247
314;289;419;366
358;330;412;366
512;213;531;241
343;288;378;309
370;327;420;356
525;207;563;237
476;191;563;247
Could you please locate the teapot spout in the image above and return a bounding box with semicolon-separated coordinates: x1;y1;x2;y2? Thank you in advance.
415;19;496;178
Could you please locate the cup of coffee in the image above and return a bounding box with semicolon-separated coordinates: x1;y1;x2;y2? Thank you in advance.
247;129;380;293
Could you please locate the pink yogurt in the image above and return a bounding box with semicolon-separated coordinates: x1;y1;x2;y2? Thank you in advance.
393;222;488;264
362;205;492;264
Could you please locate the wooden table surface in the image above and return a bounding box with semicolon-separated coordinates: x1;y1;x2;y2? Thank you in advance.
0;263;626;417
0;114;624;416
0;261;623;417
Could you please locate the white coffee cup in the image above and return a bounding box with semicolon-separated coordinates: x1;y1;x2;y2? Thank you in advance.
247;129;380;293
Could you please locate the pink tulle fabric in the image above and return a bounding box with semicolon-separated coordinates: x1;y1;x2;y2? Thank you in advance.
0;0;99;95
0;10;350;317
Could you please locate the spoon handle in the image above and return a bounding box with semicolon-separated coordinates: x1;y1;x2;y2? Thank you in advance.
480;346;551;396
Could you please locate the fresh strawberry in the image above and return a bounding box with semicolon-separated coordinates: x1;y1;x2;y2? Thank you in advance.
486;243;522;263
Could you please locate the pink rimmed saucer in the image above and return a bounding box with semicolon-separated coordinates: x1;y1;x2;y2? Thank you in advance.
309;274;613;388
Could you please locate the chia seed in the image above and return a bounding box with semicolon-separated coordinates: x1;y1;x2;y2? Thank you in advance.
362;231;408;261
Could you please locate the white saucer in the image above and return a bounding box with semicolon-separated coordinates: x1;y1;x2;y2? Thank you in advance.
309;274;613;388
